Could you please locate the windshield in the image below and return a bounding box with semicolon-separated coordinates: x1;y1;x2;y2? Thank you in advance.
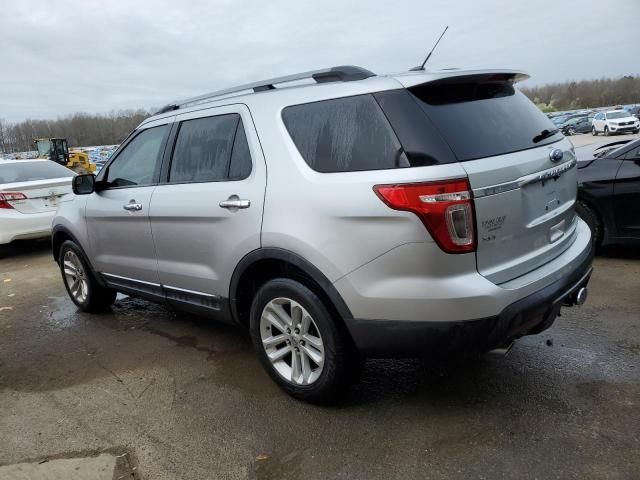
607;111;630;119
409;76;563;161
0;161;74;184
35;140;52;158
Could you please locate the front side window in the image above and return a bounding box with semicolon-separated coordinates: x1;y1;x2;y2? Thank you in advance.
624;145;640;160
105;125;168;188
282;94;406;173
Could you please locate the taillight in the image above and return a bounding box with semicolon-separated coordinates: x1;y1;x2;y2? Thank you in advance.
373;178;476;253
0;192;27;209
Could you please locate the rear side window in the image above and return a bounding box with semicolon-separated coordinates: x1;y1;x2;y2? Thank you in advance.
228;119;252;180
282;94;407;173
409;75;563;161
0;161;73;184
170;114;252;183
170;114;238;183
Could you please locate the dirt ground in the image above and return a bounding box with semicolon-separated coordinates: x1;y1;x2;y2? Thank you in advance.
0;240;638;479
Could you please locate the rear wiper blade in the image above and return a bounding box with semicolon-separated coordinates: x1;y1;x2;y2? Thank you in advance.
532;128;560;143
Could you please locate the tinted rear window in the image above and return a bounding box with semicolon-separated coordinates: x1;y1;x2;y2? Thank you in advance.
0;161;73;184
170;114;239;183
282;94;407;173
409;76;563;161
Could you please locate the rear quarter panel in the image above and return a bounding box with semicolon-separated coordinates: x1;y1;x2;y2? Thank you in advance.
247;88;470;283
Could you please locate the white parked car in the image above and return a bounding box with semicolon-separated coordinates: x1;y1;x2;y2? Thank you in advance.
0;159;75;245
591;110;640;136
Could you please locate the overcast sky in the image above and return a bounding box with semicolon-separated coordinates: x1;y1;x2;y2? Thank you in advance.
1;0;638;122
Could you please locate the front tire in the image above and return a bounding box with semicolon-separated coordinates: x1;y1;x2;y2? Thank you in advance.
592;126;598;136
604;126;610;136
59;240;116;312
250;278;354;403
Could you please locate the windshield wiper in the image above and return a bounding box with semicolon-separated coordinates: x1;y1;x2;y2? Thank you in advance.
532;128;560;143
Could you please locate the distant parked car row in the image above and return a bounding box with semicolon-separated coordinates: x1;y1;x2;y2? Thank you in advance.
550;108;639;137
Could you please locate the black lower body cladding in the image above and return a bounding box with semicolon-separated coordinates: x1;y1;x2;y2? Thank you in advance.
344;250;593;358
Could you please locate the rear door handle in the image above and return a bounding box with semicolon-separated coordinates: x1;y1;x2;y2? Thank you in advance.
123;200;143;211
219;195;250;210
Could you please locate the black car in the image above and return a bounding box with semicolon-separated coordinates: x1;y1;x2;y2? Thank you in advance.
560;115;591;135
576;138;640;247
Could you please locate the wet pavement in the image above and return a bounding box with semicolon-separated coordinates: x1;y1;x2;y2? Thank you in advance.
0;241;639;479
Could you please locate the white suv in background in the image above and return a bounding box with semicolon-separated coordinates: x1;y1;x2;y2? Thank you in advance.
592;110;640;136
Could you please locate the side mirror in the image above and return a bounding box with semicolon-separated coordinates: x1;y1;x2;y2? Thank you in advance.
72;174;96;195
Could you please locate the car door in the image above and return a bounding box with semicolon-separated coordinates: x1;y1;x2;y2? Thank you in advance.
149;104;266;315
613;144;640;239
85;119;172;296
594;113;604;131
576;117;590;133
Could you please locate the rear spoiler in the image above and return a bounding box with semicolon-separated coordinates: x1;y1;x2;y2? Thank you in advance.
392;69;530;89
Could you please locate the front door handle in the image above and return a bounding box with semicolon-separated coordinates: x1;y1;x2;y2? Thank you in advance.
123;200;143;212
219;195;250;210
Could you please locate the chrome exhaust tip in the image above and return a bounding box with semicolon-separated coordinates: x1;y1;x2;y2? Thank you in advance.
575;287;588;306
563;286;589;307
488;342;514;357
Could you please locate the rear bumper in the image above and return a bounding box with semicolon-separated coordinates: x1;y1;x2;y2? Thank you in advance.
344;242;593;358
0;210;54;245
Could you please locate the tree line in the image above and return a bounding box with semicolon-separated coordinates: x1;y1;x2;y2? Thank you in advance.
521;75;640;112
2;75;639;153
0;110;151;154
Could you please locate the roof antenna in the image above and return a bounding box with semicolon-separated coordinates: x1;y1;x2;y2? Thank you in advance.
410;25;449;71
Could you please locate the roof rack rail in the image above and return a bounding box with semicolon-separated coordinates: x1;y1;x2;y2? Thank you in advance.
155;65;375;114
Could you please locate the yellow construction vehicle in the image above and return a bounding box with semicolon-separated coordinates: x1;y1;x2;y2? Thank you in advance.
33;138;96;174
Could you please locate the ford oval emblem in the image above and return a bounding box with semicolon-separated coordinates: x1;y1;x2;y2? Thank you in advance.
549;148;564;163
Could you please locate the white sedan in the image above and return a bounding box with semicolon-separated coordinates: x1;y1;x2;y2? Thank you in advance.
0;159;75;245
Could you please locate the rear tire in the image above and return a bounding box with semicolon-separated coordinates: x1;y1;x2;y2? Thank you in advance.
576;201;602;248
59;240;116;312
250;278;356;403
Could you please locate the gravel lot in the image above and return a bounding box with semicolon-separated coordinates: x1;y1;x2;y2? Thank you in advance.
0;241;639;479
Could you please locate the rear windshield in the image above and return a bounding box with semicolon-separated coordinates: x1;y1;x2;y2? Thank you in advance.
409;76;563;161
0;161;73;184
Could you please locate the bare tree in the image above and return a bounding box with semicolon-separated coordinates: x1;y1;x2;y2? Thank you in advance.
1;110;152;153
521;75;640;111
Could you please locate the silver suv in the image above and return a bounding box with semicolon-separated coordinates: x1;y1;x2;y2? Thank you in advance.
53;66;593;402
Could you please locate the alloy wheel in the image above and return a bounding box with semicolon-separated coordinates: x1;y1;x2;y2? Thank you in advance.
260;297;325;385
63;250;88;304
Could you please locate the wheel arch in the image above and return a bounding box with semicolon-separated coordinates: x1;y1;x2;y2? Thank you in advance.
576;194;609;245
52;226;106;286
229;248;353;330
